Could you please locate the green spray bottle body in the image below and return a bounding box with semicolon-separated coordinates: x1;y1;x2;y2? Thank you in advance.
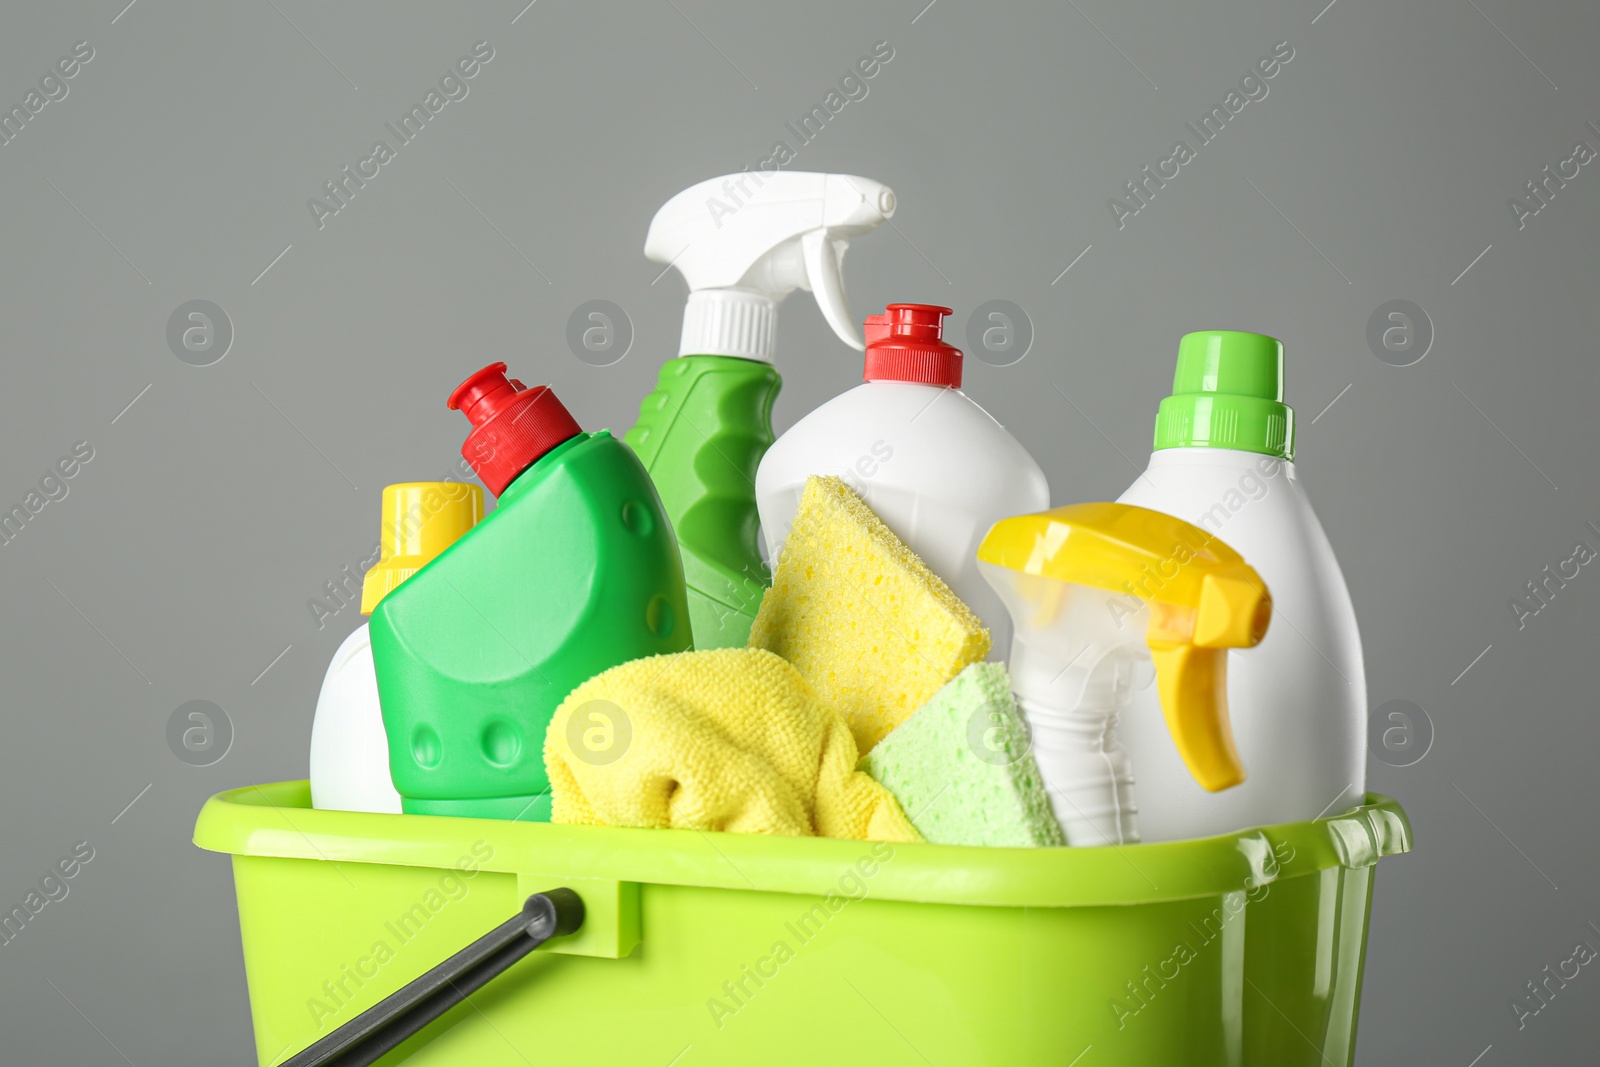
635;172;896;648
625;354;780;648
372;369;691;822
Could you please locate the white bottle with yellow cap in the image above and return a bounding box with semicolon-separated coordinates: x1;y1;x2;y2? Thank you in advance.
309;482;483;813
977;502;1272;845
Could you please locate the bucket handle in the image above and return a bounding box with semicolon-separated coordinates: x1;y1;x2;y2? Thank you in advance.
280;888;585;1067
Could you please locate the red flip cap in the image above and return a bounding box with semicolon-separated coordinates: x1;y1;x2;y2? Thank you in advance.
862;304;963;388
448;362;583;496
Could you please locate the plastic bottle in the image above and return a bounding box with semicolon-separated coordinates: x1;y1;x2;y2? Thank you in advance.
371;364;692;821
627;172;895;649
309;481;483;814
978;502;1271;846
1116;330;1366;841
757;304;1049;654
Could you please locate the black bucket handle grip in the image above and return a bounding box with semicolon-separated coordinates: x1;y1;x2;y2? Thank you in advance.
281;888;585;1067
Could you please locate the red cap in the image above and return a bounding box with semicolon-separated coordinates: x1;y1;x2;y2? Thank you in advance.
448;362;582;496
863;304;963;388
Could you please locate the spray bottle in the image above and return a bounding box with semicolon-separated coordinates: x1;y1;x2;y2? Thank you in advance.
627;172;895;648
977;502;1272;846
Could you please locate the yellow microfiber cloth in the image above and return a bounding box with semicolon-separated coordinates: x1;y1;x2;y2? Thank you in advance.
543;647;919;842
750;475;990;753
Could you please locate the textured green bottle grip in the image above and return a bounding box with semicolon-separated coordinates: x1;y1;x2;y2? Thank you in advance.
626;355;781;648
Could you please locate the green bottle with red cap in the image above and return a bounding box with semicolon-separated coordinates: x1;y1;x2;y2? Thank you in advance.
371;363;691;821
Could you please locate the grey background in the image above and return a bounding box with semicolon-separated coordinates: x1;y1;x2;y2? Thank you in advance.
0;0;1595;1063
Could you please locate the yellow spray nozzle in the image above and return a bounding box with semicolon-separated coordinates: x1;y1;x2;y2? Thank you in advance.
977;502;1271;793
360;482;485;614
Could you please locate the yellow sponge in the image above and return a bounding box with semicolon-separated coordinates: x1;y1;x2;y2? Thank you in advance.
750;475;990;752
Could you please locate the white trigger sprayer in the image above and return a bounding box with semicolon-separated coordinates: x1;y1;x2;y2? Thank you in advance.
644;172;896;360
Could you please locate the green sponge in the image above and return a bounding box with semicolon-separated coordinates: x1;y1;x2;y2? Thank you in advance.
861;663;1065;848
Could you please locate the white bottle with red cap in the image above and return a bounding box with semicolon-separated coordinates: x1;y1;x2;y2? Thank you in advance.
756;303;1049;654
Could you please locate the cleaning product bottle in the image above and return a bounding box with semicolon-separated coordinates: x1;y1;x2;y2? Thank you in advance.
977;501;1272;846
1116;329;1366;841
370;363;692;821
757;304;1050;655
308;481;483;814
627;172;896;649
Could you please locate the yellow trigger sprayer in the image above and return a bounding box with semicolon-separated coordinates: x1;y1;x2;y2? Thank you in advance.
977;502;1272;846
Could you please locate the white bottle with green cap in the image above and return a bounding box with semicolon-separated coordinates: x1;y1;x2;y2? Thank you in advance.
1114;330;1366;842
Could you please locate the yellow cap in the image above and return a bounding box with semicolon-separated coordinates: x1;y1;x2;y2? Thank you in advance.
360;482;485;614
977;502;1271;792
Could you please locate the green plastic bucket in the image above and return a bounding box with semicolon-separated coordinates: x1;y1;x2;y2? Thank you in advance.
194;780;1409;1066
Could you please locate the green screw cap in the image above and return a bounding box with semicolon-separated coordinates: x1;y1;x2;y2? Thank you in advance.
1153;330;1295;460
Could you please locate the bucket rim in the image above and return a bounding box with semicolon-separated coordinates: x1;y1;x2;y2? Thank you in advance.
194;780;1410;908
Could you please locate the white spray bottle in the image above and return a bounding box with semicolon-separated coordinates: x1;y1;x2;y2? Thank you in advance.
977;502;1272;846
625;173;895;649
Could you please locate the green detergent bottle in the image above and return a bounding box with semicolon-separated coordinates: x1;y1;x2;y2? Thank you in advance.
626;172;896;647
371;363;691;821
